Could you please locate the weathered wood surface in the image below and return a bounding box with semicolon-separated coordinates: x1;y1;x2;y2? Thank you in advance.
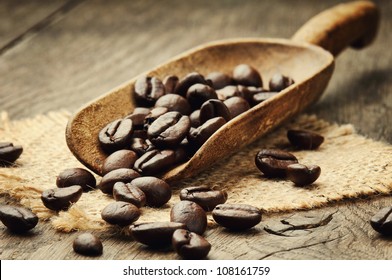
0;0;391;260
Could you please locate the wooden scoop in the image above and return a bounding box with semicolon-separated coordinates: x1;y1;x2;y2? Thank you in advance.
66;1;379;182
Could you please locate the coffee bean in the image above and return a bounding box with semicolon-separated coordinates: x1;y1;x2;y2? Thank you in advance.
144;107;169;127
0;205;38;233
173;140;189;164
199;99;231;124
147;111;191;149
180;186;228;211
223;96;250;119
130;138;155;156
370;206;392;235
0;142;23;165
251;91;279;106
187;117;226;150
206;71;233;90
212;204;261;230
41;185;83;211
233;64;262;87
287;163;321;186
269;73;294;92
98;168;140;194
163;75;179;93
56;167;96;192
172;229;211;259
98;118;133;153
101;150;138;175
101;201;140;226
73;232;103;256
133;149;176;175
186;83;218;110
255;149;298;178
174;72;209;96
170;200;207;235
129;176;171;207
125;107;150;130
287;129;324;150
189;110;201;127
155;94;191;116
216;85;253;103
134;76;165;106
112;182;146;208
130;222;186;247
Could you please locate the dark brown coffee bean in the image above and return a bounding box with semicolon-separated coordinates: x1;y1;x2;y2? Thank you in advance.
129;176;171;207
98;168;140;194
0;142;23;165
173;142;189;164
180;186;228;211
251;91;279;106
41;185;83;211
0;205;38;233
163;75;179;93
130;138;155;156
112;182;146;208
187;117;226;150
216;85;253;103
170;200;207;235
287;129;324;150
174;72;209;96
287;163;321;186
154;94;191;116
130;222;186;247
147;112;191;149
134;76;165;106
98;118;133;153
189;110;201;127
101;201;140;226
370;206;392;235
125;107;150;130
269;73;294;92
224;96;250;118
186;83;218;110
73;232;103;256
101;150;138;175
56;167;96;192
212;204;261;230
133;149;176;175
255;149;298;178
199;99;231;124
233;64;262;87
144;107;169;127
172;229;211;259
206;71;233;90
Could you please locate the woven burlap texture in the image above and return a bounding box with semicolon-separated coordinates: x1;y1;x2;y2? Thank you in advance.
0;110;391;233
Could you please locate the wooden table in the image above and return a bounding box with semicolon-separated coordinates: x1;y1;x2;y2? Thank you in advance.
1;0;391;260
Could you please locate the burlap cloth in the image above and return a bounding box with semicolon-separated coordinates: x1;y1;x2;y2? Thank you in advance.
0;110;391;233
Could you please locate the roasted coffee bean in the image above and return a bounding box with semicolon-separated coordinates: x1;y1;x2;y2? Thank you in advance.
287;163;321;186
144;107;169;127
130;222;186;247
98;168;140;194
174;72;209;96
189;110;201;127
251;91;279;106
134;76;165;106
212;204;261;230
147;112;191;149
56;167;96;192
199;99;231;124
187;117;226;150
154;94;191;116
0;205;38;233
255;149;298;178
269;73;294;92
133;149;176;175
73;232;103;256
130;138;155;156
180;186;228;211
216;85;253;103
101;201;140;226
172;229;211;259
206;71;233;90
98;118;133;153
112;182;146;208
224;96;250;118
101;150;138;175
370;206;392;235
233;64;262;87
186;83;218;110
0;142;23;165
287;129;324;150
163;75;179;93
170;200;207;235
41;185;83;211
129;176;171;207
125;107;150;130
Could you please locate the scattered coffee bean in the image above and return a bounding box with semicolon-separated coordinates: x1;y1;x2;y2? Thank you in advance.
269;73;294;92
286;163;321;186
163;75;179;93
98;168;140;194
206;71;233;90
56;167;96;192
370;206;392;235
129;176;171;207
170;200;207;235
224;96;250;119
187;117;226;150
98;118;133;153
112;182;146;208
180;186;228;211
134;76;165;106
287;129;324;150
73;232;103;256
172;229;211;259
101;150;138;175
233;64;262;87
155;94;191;116
212;203;261;230
186;83;218;111
199;99;231;124
174;72;209;96
41;185;83;211
133;149;176;175
130;138;155;156
255;149;298;178
130;222;186;247
0;205;38;233
0;142;23;165
101;201;140;226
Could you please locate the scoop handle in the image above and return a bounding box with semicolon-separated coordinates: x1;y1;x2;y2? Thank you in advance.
291;1;380;56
